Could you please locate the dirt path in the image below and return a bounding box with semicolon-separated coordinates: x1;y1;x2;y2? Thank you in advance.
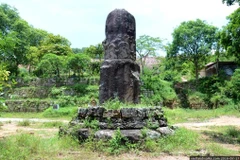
0;116;239;160
0;118;68;138
0;117;69;123
174;116;240;130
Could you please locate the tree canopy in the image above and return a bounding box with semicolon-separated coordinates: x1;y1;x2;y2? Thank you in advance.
220;8;240;63
222;0;240;5
167;19;218;79
136;35;163;74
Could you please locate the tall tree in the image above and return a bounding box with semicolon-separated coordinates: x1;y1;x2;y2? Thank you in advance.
36;53;65;79
222;0;240;5
67;54;90;77
38;33;73;57
84;43;104;60
220;8;240;63
136;35;163;74
0;4;32;75
168;19;218;79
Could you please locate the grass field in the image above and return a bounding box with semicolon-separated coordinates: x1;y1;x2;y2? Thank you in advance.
0;106;239;159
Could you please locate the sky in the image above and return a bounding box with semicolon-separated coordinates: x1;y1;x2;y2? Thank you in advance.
0;0;239;55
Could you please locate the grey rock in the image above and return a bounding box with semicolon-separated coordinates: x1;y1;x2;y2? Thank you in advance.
78;108;88;118
146;130;162;139
94;129;161;142
103;109;121;118
159;118;168;127
95;129;115;139
86;107;105;117
78;128;90;141
156;127;175;136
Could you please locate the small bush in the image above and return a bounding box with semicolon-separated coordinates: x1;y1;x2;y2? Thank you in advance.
188;92;208;109
17;120;31;126
50;87;64;98
83;118;99;130
103;98;123;110
72;84;88;94
226;127;240;138
107;128;126;155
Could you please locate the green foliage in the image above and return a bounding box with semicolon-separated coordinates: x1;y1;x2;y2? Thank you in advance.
157;128;199;153
0;133;81;160
17;120;31;126
72;84;88;94
206;143;238;156
205;126;240;145
220;8;240;62
136;35;164;73
84;43;104;60
35;53;65;79
168;19;218;79
50;86;64;98
107;128;126;155
67;53;90;77
188;91;208;109
103;98;123;110
226;69;240;102
0;64;10;91
83;118;99;130
226;127;240;139
141;68;177;105
38;33;73;57
89;61;101;75
42;107;77;118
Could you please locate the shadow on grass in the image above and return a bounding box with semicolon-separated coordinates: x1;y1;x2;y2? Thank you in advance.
202;127;240;145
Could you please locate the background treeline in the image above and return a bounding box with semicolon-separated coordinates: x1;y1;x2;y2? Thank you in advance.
0;3;240;111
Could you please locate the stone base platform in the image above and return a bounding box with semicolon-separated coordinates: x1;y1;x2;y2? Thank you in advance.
60;106;175;142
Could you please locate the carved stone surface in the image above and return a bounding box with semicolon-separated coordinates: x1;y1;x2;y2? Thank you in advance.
99;9;140;104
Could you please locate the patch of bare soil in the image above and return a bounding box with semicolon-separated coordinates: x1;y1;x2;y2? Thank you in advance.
174;116;240;130
0;122;58;139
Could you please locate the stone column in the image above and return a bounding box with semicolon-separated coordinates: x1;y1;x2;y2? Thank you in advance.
99;9;140;104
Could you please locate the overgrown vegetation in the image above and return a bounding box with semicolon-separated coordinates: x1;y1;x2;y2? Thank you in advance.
0;2;240;159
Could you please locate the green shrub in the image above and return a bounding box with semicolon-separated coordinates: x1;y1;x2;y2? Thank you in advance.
50;87;64;98
107;128;126;155
188;92;208;109
56;95;77;107
225;69;240;103
141;69;177;106
226;127;240;138
83;118;99;130
17;120;31;126
103;98;123;110
72;84;88;93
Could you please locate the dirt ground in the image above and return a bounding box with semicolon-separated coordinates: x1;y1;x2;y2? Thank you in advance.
0;116;239;160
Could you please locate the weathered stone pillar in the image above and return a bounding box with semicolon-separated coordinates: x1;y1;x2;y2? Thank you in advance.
99;9;140;104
